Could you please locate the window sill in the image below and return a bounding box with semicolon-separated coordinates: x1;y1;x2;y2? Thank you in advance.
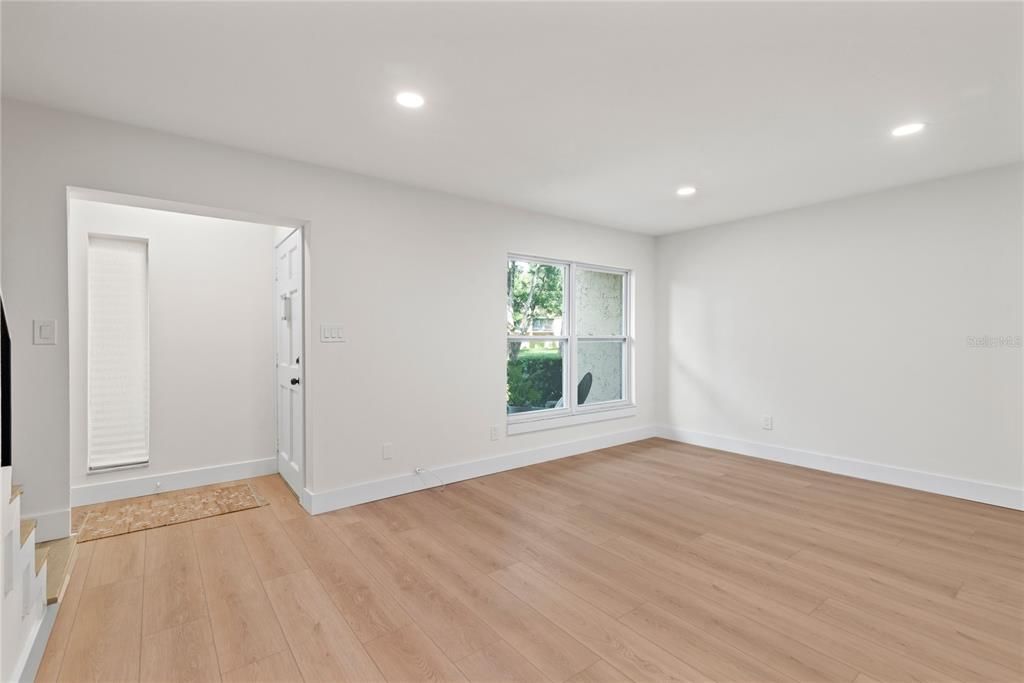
87;461;149;475
506;405;637;435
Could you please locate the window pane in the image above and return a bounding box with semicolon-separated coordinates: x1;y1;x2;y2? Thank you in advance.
507;259;565;337
576;269;624;336
577;340;624;405
507;341;564;413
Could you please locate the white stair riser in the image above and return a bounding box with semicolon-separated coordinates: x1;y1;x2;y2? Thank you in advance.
1;466;49;683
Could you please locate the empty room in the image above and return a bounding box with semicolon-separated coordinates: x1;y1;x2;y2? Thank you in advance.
0;1;1021;682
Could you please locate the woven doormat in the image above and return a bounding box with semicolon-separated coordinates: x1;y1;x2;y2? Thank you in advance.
77;482;267;542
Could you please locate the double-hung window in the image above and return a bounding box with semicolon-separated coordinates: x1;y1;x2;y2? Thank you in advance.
506;255;633;433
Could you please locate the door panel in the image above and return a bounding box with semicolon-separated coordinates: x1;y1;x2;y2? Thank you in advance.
275;229;304;497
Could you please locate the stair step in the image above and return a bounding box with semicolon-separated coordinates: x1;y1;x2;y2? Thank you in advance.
36;537;78;605
20;518;36;546
35;546;49;575
10;483;23;503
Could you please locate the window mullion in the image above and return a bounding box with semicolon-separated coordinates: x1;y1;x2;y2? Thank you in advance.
568;262;577;414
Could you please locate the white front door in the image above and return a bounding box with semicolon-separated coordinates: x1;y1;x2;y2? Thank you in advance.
275;229;304;497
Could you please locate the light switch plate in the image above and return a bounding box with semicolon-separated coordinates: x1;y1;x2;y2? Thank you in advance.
33;319;57;345
320;324;346;343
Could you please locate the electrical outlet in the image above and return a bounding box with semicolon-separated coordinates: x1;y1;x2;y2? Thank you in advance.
382;442;393;460
490;425;500;441
761;415;774;430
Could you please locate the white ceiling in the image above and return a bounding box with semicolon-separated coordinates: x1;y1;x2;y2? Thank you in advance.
3;1;1021;235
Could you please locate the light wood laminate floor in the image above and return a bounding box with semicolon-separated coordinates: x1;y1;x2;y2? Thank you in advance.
38;438;1023;682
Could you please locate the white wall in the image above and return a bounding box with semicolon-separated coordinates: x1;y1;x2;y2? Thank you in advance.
67;199;278;504
1;100;658;535
657;164;1023;500
7;97;1016;530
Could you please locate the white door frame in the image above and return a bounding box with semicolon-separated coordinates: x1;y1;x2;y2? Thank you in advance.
66;186;315;510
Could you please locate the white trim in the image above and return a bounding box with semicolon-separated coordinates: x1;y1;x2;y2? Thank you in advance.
67;186;305;230
659;426;1024;511
70;457;277;507
506;255;633;423
15;602;57;683
67;187;314;513
307;425;659;515
29;509;71;544
507;405;637;435
300;488;315;512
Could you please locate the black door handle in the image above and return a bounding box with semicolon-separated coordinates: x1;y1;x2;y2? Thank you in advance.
290;378;301;386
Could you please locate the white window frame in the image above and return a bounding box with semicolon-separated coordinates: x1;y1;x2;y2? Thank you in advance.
507;254;635;435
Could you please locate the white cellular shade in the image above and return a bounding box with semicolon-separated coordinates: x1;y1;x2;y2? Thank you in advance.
87;236;149;470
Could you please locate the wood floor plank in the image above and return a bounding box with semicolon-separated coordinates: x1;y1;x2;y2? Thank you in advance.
142;523;208;636
248;474;306;521
144;523;197;574
455;639;550;683
263;569;386;682
463;478;616;545
620;603;796;683
222;650;303;683
491;563;705;683
957;573;1024;619
233;505;309;581
351;498;421;534
396;527;599;682
57;577;143;683
194;518;288;673
701;532;1020;645
645;562;959;683
364;623;469;683
393;491;519;573
565;660;630;683
812;597;1022;681
192;521;262;602
329;520;502;662
140;618;221;683
639;573;857;682
85;532;145;589
204;586;289;674
447;488;647;618
282;514;411;643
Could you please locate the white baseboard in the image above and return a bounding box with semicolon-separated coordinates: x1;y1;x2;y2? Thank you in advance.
30;509;71;543
659;426;1024;511
70;457;278;507
307;425;660;515
16;602;57;683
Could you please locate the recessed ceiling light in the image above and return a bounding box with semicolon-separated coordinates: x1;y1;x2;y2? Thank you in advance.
675;186;697;197
396;91;425;109
891;121;925;137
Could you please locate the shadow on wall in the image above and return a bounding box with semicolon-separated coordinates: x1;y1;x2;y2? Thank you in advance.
666;279;747;431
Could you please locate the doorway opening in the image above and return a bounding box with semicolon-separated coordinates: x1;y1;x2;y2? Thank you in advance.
67;189;309;508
